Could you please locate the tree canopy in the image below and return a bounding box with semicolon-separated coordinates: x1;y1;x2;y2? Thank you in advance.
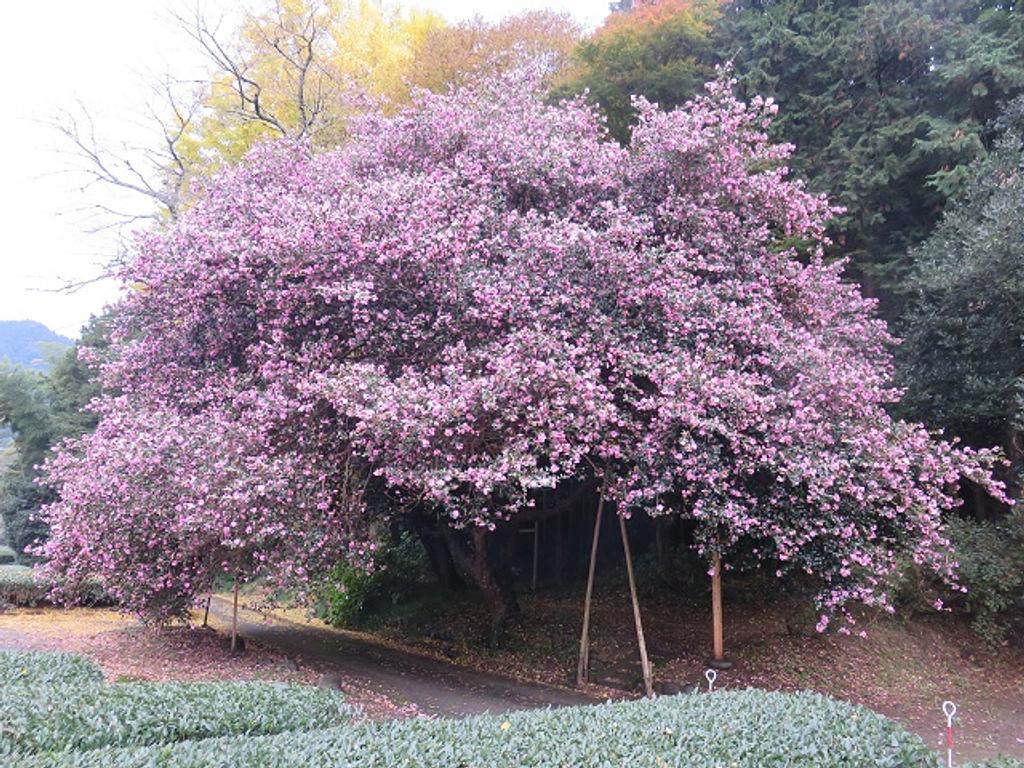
719;0;1024;295
39;69;1005;630
0;319;103;558
558;0;1024;302
554;0;720;142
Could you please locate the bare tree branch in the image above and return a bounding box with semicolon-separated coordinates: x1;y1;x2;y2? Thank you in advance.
171;5;291;137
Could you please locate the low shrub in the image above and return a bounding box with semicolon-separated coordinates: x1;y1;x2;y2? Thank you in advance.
314;531;429;628
13;689;939;768
0;545;16;565
0;650;104;688
1;679;354;757
0;565;47;607
0;565;111;609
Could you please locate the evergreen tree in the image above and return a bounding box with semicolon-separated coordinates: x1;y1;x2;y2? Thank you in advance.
717;0;1024;298
898;97;1024;491
0;317;105;558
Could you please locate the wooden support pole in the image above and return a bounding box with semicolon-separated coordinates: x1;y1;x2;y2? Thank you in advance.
531;520;540;593
576;478;607;686
231;579;239;653
202;595;211;628
619;514;654;698
711;551;725;663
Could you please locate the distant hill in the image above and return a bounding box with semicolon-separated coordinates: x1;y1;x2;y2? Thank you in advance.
0;320;73;371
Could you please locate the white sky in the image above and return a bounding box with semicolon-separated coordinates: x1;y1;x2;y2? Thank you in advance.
0;0;607;338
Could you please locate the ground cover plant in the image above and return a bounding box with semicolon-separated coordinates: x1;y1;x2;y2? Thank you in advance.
8;685;948;768
0;652;353;759
0;650;104;688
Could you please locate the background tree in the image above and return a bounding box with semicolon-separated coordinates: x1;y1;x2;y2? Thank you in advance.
554;0;720;142
717;0;1024;299
174;0;445;174
0;318;105;559
898;96;1024;489
404;11;580;94
892;96;1024;643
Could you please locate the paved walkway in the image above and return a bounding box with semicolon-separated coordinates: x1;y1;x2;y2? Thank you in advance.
206;596;597;716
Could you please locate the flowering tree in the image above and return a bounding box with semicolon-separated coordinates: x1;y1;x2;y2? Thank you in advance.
39;67;1005;634
40;392;372;621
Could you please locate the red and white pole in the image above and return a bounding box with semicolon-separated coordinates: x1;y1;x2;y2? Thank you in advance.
942;701;957;768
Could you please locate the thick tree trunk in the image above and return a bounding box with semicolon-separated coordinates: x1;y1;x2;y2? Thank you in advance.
442;523;521;647
411;514;463;590
654;517;676;581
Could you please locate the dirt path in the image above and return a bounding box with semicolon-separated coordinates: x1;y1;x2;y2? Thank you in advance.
205;596;596;716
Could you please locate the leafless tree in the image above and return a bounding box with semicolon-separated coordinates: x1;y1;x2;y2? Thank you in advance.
53;1;347;243
172;1;341;141
52;75;202;229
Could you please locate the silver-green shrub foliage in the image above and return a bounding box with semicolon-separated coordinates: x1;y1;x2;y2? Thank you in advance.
0;565;47;606
0;650;103;688
8;650;1018;768
12;688;940;768
1;679;354;757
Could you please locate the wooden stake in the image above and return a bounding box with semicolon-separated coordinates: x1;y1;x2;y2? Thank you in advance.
576;478;607;686
619;514;654;697
711;551;724;662
202;595;211;628
231;579;239;653
531;521;540;592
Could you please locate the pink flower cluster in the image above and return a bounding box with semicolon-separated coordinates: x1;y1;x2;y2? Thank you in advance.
38;68;1006;623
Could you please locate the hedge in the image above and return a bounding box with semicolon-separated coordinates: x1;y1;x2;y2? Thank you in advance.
12;689;941;768
0;680;354;757
0;650;104;688
0;565;47;606
0;545;16;565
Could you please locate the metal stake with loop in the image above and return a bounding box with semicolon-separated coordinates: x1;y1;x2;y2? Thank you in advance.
705;669;717;693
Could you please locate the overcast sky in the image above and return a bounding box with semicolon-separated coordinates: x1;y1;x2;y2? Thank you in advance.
0;0;607;338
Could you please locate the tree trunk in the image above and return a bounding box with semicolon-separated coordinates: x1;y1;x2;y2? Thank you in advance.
411;514;463;590
442;523;520;647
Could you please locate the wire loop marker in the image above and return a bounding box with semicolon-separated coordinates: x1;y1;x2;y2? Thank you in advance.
704;669;717;693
